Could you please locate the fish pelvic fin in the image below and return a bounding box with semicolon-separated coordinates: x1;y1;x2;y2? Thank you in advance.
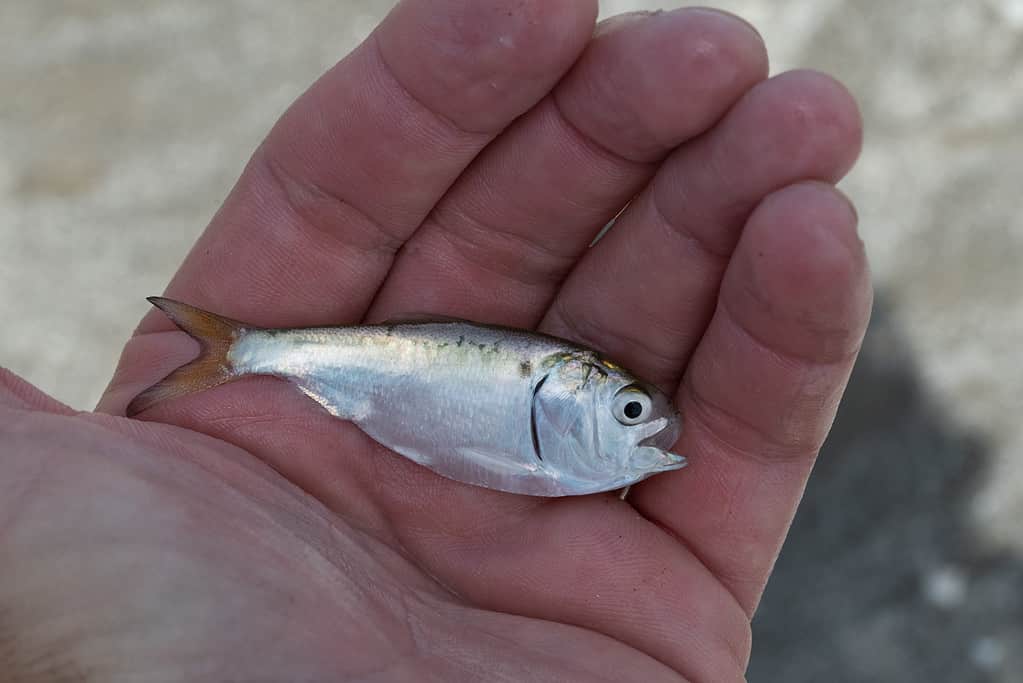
126;297;252;417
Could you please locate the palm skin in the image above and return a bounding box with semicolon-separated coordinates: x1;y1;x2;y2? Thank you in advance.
1;3;870;682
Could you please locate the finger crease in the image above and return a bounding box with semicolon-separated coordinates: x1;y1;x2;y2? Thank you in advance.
258;148;408;258
428;210;576;289
649;188;735;263
371;32;501;139
549;90;656;168
682;371;820;464
433;194;582;269
720;296;863;369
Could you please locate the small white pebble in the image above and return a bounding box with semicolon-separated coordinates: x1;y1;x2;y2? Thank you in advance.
995;0;1023;27
921;565;967;608
969;636;1006;672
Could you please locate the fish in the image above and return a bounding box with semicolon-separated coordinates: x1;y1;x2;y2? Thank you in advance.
128;297;687;497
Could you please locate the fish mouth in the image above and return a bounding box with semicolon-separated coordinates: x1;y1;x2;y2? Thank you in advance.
638;415;681;451
637;416;686;470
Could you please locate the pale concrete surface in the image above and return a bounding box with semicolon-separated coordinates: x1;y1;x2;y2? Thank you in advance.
2;1;1021;680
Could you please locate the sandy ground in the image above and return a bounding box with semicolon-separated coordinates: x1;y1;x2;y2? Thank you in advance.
2;1;1021;680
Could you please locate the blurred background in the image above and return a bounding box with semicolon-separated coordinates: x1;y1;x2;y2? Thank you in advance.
2;1;1020;680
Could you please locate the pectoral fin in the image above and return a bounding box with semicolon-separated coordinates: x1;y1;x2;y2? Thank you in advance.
530;364;597;470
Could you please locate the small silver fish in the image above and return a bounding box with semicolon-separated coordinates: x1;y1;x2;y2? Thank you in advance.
129;297;686;496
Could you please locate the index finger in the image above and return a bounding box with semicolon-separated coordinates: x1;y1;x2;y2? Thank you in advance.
148;0;597;329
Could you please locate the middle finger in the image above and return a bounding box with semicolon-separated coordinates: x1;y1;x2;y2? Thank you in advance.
367;8;768;326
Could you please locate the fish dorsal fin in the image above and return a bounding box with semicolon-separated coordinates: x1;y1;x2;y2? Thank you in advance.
378;312;472;325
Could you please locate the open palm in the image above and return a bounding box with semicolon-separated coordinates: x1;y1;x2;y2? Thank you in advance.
2;2;870;681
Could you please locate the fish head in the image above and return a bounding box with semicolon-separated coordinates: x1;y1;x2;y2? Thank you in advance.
592;369;686;482
532;354;685;493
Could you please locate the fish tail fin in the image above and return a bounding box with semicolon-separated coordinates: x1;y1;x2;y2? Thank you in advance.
126;297;251;417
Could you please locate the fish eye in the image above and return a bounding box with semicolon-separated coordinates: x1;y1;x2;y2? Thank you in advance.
612;387;652;426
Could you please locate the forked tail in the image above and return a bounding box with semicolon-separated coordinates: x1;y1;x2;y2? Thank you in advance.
126;297;251;417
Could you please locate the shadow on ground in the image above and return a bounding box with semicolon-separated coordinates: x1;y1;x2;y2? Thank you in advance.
749;295;1023;682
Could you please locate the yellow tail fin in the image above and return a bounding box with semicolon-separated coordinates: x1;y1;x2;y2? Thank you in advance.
126;297;250;417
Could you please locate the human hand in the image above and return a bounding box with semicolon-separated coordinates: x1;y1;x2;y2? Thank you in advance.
2;2;869;680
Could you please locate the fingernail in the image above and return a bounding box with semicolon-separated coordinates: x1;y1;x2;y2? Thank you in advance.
594;10;657;37
832;185;860;225
682;6;763;42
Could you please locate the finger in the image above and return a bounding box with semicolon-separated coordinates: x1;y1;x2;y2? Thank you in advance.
164;0;598;325
100;0;597;411
367;8;767;326
632;182;872;615
0;368;76;415
543;70;863;388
